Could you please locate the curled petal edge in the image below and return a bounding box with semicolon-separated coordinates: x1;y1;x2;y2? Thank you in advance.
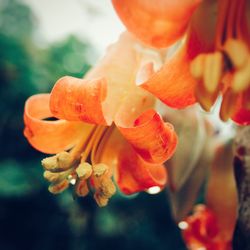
23;94;92;154
50;76;110;125
95;123;169;195
116;109;178;164
138;49;197;109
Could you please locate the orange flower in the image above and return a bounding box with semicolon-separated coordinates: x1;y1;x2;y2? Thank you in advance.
112;0;250;125
173;142;237;250
23;32;177;206
179;205;232;250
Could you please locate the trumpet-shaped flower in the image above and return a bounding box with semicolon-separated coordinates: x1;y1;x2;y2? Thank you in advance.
112;0;250;125
24;32;177;206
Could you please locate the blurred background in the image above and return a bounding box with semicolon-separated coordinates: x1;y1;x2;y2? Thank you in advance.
0;0;187;249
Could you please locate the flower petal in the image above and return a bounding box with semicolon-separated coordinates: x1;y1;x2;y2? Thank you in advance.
206;143;237;241
116;145;167;195
50;76;108;125
86;32;157;125
138;0;217;109
116;109;177;164
24;94;93;154
182;205;231;249
164;106;214;221
96;128;167;194
166;107;207;191
50;33;159;126
232;108;250;125
139;46;197;109
112;0;202;48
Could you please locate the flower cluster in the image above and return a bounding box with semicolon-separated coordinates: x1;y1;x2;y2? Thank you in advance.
23;1;249;247
24;32;177;206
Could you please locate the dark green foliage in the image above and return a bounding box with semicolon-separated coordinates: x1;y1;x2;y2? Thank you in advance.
0;0;92;159
0;0;33;41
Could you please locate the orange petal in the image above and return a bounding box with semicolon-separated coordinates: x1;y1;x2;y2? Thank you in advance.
116;109;177;164
138;0;217;109
112;0;202;48
96;128;167;194
24;94;92;154
49;33;160;127
50;76;108;125
206;143;237;241
186;0;216;57
139;46;197;108
117;146;167;195
181;205;232;249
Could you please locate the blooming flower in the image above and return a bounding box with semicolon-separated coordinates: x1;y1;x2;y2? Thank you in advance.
23;32;177;206
112;0;250;125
